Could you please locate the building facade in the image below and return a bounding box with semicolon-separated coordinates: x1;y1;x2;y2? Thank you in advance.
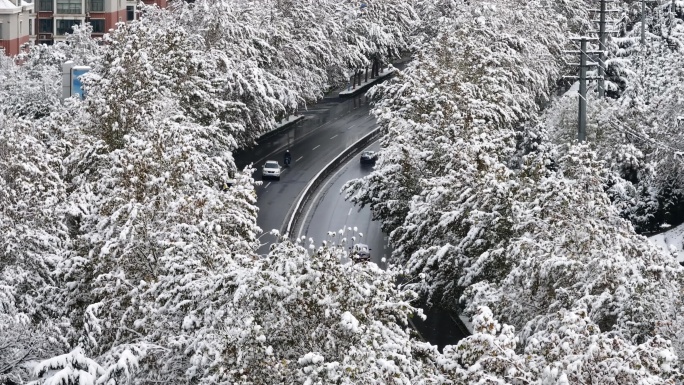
139;0;166;8
0;0;33;56
0;0;169;54
33;0;168;46
33;0;127;45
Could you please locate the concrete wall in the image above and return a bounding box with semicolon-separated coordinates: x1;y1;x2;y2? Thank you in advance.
104;0;124;13
0;2;32;56
0;33;29;55
99;8;125;31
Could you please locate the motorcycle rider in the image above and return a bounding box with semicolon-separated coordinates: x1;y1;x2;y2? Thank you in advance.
284;149;292;166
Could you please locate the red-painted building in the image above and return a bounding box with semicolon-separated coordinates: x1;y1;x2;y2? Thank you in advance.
32;0;169;46
0;0;32;56
141;0;167;7
0;0;170;55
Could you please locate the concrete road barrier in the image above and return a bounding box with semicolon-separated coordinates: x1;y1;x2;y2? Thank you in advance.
284;127;382;238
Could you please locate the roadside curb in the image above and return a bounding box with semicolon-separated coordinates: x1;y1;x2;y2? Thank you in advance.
284;127;382;238
257;115;305;142
338;68;396;98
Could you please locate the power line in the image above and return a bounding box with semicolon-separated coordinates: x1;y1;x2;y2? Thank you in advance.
605;119;684;155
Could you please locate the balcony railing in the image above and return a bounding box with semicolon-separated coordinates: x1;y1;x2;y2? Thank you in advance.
56;5;82;14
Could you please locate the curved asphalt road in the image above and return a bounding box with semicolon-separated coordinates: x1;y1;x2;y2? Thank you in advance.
233;64;469;348
234;95;376;255
295;142;471;350
296;143;387;268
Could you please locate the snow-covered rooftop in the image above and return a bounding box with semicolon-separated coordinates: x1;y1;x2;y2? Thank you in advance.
0;0;21;13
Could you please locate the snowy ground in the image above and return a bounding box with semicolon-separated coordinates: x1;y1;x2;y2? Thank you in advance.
649;223;684;264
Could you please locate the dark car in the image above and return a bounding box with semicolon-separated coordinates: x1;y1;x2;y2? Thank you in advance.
350;243;371;263
360;151;378;164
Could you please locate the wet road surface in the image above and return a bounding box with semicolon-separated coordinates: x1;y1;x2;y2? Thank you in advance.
234;95;376;255
296;143;471;350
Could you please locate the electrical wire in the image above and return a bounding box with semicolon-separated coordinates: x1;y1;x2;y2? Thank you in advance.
605;118;684;155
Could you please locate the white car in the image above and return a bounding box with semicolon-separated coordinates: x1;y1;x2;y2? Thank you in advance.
262;160;282;180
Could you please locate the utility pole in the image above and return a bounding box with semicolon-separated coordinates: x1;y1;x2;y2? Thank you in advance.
672;0;678;46
588;0;619;98
564;37;601;142
598;0;607;97
640;0;664;46
673;0;677;23
641;0;646;45
578;39;588;142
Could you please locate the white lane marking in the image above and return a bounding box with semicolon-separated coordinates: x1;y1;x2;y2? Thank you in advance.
295;156;303;162
312;145;320;150
253;118;341;165
330;134;338;140
348;207;353;216
348;124;356;129
264;182;272;189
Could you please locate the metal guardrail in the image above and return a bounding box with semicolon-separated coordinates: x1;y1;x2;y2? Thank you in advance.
284;127;383;238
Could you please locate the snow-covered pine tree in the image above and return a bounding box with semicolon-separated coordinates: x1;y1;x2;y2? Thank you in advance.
345;0;584;304
0;112;71;382
437;306;682;384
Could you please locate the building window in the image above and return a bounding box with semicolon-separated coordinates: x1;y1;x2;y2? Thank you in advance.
38;0;53;12
57;0;82;14
29;19;33;35
90;19;104;33
89;0;103;12
126;6;135;21
38;18;53;33
0;24;3;40
56;19;80;35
